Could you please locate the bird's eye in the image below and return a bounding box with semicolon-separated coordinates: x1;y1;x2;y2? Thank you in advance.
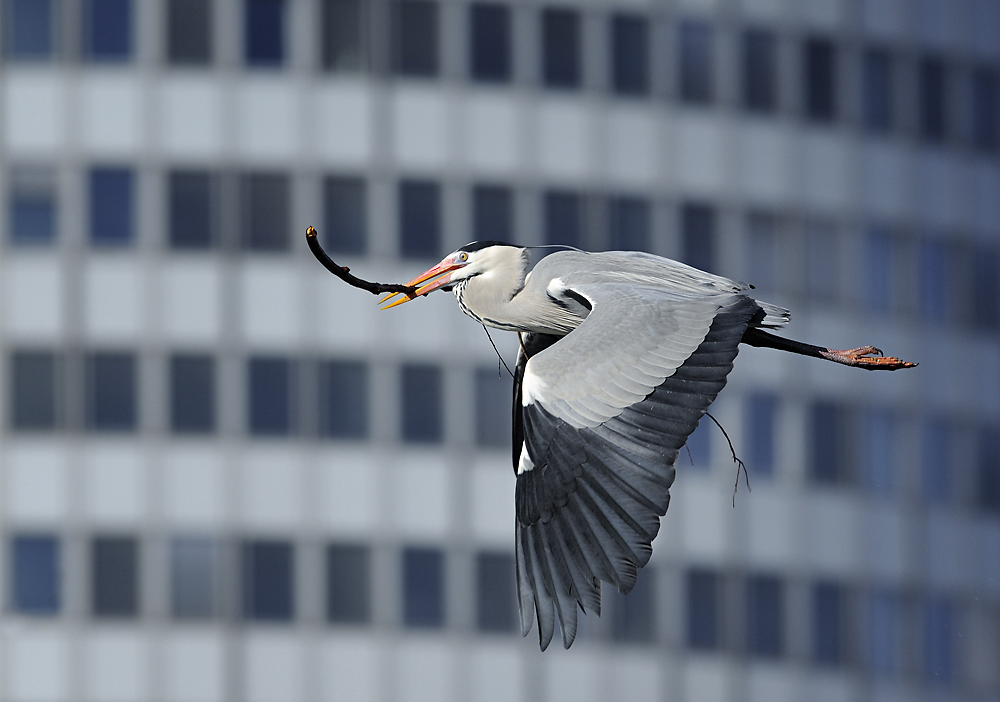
459;252;468;262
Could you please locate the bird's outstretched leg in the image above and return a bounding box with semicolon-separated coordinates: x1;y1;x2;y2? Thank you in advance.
741;328;917;371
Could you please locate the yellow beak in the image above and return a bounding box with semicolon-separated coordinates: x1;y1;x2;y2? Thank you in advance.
379;257;465;310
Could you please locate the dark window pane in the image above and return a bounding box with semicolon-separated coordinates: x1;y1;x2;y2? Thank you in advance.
972;67;998;151
743;29;776;112
245;0;284;66
241;172;289;251
476;551;515;632
608;196;649;252
322;0;364;71
924;597;953;685
93;537;138;617
978;427;1000;513
242;540;293;621
545;190;580;248
863;48;892;132
810;401;843;484
866;227;893;313
90;168;133;245
745;393;776;477
813;581;842;665
973;247;999;330
248;356;293;436
806;222;838;303
863;408;894;495
11;536;59;614
919;56;946;142
918;239;948;321
84;0;132;60
612;14;648;96
475;366;508;448
167;0;211;64
87;353;136;432
171;354;215;434
684;417;710;468
326;544;371;623
681;202;714;273
319;360;368;439
869;590;899;674
169;170;213;249
171;537;215;618
686;568;718;650
746;212;776;292
747;574;783;657
11;351;57;430
921;418;950;503
5;0;53;59
391;0;438;76
679;20;713;104
401;364;442;443
402;546;444;627
542;8;579;88
611;569;655;643
804;37;836;122
473;184;512;242
323;176;367;255
10;190;55;244
470;3;510;82
399;180;440;259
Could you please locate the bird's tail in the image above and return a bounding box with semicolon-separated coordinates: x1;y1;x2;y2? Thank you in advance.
752;300;791;328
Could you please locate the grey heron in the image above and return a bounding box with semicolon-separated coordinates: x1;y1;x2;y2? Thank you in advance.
380;241;915;651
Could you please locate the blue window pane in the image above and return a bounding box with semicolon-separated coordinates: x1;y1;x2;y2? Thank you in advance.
921;418;950;503
542;8;579;88
805;37;836;122
171;354;215;434
470;3;510;82
684;417;710;468
403;547;444;627
679;20;713;104
476;551;516;632
747;574;783;657
319;360;368;439
399;180;441;259
972;67;998;151
918;239;948;321
745;393;776;477
245;0;284;66
924;597;953;685
248;357;293;436
12;536;59;614
868;590;899;675
84;0;132;60
169;170;213;249
242;540;293;620
323;176;367;255
93;536;138;616
391;0;438;76
811;401;845;484
863;47;892;132
326;543;371;623
612;14;648;96
743;29;776;112
681;202;714;273
863;409;894;495
171;537;215;618
686;568;717;650
5;0;53;58
87;352;136;431
920;56;946;143
979;427;1000;513
12;351;58;430
90;168;133;245
473;184;512;242
812;581;841;665
545;190;580;248
973;247;1000;330
10;192;55;244
401;364;442;443
866;228;892;313
608;197;649;252
475;366;508;448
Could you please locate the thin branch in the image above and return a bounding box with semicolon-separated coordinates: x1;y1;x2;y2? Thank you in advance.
483;325;514;379
702;411;751;507
306;226;418;297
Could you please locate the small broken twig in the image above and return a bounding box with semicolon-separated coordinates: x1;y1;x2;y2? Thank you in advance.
306;226;418;297
702;411;751;507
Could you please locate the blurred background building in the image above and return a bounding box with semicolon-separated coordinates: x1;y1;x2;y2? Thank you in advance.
0;0;999;700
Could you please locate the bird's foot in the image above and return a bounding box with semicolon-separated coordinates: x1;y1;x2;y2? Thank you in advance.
819;346;917;371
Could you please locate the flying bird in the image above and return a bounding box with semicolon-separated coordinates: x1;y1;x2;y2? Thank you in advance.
379;241;915;651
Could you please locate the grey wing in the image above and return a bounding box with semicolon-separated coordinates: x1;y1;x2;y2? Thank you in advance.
513;292;760;650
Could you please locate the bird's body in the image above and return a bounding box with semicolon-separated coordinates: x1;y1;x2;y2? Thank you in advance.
380;242;914;651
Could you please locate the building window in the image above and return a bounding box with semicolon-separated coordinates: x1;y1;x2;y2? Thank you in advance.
921;418;950;503
245;0;284;66
923;597;953;685
318;360;368;439
919;56;946;143
11;535;59;614
686;568;718;650
11;351;57;430
685;418;711;468
323;176;367;255
978;427;1000;513
743;28;776;112
171;537;216;618
322;0;365;71
611;569;655;643
806;222;839;303
972;66;998;151
171;354;215;434
241;172;289;251
746;212;776;292
93;536;138;617
608;196;649;252
402;546;444;628
399;180;441;259
83;0;131;61
476;551;516;632
248;356;294;436
9;170;56;245
544;190;581;248
804;37;836;122
611;14;648;96
475;366;508;448
679;20;713;104
86;352;136;432
868;589;900;674
326;543;371;623
812;581;842;665
473;184;512;242
863;47;892;132
167;0;212;64
169;170;214;249
470;3;510;82
4;0;54;59
810;401;847;485
401;364;442;443
745;393;776;477
242;540;294;621
747;574;783;657
681;202;714;273
391;0;438;76
542;7;580;89
918;239;949;322
973;246;999;330
863;408;894;495
90;167;133;245
865;227;894;314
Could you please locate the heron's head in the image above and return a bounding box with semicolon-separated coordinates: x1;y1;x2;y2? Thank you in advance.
381;241;524;309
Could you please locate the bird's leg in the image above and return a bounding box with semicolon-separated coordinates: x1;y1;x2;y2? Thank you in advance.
741;328;917;371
